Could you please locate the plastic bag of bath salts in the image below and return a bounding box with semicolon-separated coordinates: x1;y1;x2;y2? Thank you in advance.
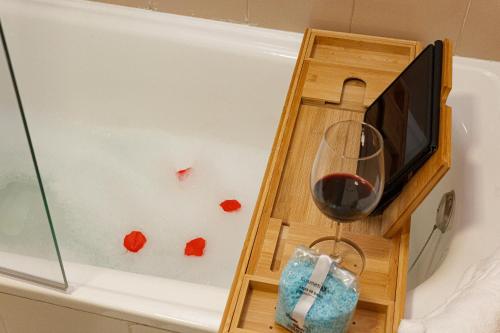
275;246;359;333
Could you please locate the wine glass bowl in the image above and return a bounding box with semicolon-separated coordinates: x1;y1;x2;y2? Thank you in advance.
310;120;385;274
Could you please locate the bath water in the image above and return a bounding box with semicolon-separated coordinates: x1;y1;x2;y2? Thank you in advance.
0;117;269;287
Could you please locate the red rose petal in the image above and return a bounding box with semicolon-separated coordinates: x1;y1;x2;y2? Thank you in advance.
123;231;147;253
220;199;241;212
184;237;206;256
176;167;192;181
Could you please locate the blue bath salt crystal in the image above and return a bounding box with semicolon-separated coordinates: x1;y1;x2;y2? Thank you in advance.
275;253;358;333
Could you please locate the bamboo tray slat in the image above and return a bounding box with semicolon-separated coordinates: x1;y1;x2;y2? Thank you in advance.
219;29;452;333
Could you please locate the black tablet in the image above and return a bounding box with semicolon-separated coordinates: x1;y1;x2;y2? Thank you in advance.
364;41;443;214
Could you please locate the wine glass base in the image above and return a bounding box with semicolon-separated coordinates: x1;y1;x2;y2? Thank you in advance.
310;236;366;276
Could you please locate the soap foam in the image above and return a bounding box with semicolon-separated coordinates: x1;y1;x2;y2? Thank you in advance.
0;115;269;288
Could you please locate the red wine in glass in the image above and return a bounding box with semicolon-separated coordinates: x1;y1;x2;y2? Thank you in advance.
313;173;376;221
310;120;384;274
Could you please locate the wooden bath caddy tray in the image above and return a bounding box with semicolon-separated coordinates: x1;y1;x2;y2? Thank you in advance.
219;30;452;333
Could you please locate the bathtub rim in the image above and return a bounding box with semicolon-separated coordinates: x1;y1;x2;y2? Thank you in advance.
0;253;229;333
405;55;500;319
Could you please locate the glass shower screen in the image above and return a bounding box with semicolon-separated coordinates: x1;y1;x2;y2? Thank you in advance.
0;22;67;289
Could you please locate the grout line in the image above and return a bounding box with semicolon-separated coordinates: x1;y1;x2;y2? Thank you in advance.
348;0;356;32
456;0;472;53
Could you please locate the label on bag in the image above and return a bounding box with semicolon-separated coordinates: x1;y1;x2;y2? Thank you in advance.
290;254;333;331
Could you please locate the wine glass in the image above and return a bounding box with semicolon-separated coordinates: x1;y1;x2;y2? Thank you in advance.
310;120;384;275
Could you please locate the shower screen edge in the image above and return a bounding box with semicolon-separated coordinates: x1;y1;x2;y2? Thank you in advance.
0;19;68;290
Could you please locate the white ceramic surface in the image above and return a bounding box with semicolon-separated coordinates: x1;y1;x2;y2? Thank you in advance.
0;0;499;331
0;0;300;332
406;56;500;318
0;0;300;288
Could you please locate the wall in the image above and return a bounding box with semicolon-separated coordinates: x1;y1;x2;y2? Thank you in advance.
0;292;171;333
94;0;499;61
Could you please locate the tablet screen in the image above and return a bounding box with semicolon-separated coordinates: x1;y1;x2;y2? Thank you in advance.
364;45;435;185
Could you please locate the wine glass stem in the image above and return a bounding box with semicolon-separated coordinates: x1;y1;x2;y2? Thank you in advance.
332;221;342;258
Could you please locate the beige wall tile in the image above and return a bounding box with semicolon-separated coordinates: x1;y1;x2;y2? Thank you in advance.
130;324;175;333
93;0;148;9
94;0;247;22
248;0;354;32
0;293;130;333
457;0;500;61
150;0;247;22
351;0;470;48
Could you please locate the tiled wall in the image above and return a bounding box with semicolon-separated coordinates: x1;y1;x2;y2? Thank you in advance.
94;0;499;61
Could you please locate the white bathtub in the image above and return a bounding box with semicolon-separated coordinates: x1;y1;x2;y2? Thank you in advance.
407;56;500;318
1;0;499;332
0;0;301;331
